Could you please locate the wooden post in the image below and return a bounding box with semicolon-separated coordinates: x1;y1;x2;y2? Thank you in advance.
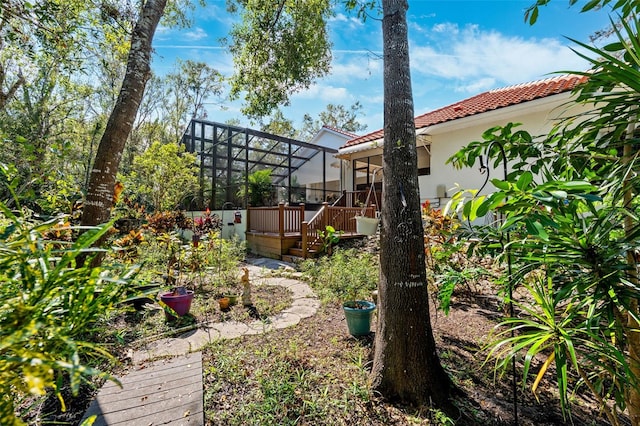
321;202;329;230
278;202;285;238
301;221;308;259
246;205;252;232
299;203;305;231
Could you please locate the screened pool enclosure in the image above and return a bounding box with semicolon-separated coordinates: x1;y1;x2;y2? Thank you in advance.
181;119;341;211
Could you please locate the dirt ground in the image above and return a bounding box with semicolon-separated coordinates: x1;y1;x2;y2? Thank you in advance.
200;289;622;425
24;257;627;425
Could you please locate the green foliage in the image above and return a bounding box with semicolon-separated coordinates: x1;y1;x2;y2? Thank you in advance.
447;11;640;423
239;169;273;207
422;200;491;314
299;248;378;303
318;225;341;254
226;0;333;117
0;202;136;424
524;0;640;25
119;142;198;212
164;59;224;143
300;102;368;140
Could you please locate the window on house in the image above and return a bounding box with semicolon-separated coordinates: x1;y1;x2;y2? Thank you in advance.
417;144;431;176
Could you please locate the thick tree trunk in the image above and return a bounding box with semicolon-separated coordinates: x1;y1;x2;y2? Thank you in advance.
370;0;451;407
81;0;167;230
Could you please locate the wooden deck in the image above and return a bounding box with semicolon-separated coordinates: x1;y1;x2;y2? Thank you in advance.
247;203;376;259
82;352;203;426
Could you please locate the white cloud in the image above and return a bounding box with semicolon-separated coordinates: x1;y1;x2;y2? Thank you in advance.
410;23;588;92
183;27;208;41
295;84;350;102
455;77;497;94
432;22;460;35
329;12;365;34
329;55;382;83
330;13;363;26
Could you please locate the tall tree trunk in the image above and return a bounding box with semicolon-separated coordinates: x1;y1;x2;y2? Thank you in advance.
81;0;167;231
370;0;451;407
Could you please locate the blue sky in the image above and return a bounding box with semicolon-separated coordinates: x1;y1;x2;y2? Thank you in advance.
153;0;613;135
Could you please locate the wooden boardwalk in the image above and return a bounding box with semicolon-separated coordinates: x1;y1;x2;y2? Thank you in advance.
82;352;203;426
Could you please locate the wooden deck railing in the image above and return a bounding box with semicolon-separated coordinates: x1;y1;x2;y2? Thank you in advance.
301;203;376;257
247;203;305;237
332;190;382;208
247;201;375;258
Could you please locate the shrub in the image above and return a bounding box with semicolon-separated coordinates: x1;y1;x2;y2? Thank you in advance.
299;248;378;303
0;202;136;424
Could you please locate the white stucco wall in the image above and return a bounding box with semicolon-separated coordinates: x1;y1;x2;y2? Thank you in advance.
342;92;592;210
294;129;350;186
420;95;591;206
291;128;355;201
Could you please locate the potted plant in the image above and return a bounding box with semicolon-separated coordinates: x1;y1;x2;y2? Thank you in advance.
328;250;378;336
152;224;196;321
160;285;194;321
218;296;231;311
354;215;379;236
343;300;376;336
354;168;381;236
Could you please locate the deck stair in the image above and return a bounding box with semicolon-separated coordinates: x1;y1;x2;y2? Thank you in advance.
247;201;377;260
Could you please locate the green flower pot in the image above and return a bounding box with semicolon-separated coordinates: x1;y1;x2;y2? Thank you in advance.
224;294;239;306
342;300;376;336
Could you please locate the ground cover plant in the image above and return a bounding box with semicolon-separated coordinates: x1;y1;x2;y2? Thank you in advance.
8;205;252;425
3;199;626;425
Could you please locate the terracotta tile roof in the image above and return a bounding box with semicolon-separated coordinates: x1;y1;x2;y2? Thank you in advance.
321;125;360;139
342;74;587;148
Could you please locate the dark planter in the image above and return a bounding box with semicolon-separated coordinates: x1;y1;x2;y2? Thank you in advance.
343;300;376;336
122;284;162;311
160;290;194;321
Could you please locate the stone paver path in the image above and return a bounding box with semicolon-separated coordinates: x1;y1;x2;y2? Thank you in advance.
82;258;318;425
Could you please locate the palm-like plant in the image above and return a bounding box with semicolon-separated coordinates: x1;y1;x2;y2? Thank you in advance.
448;11;640;425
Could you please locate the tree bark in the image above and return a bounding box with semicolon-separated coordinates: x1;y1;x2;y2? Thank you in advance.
81;0;167;231
370;0;451;407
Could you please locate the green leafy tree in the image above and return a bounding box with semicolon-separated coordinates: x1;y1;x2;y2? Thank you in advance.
227;0;450;408
122;75;169;174
163;59;224;144
256;109;298;139
448;5;640;424
121;141;198;212
225;0;333;118
300;102;368;140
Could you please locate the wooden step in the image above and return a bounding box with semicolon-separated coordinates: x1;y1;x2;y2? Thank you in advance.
287;247;319;259
282;254;304;263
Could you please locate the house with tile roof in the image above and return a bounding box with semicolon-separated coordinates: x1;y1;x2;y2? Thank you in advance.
293;125;359;204
336;74;589;208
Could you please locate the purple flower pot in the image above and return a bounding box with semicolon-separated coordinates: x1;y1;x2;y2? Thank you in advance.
160;290;194;321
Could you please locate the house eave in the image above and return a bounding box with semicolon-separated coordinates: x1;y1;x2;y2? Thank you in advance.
337;91;575;159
